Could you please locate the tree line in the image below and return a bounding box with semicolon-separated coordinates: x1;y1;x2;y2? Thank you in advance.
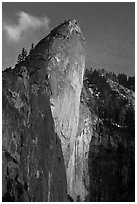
84;68;135;128
85;68;135;91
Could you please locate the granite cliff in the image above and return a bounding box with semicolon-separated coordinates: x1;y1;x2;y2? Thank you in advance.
2;19;135;202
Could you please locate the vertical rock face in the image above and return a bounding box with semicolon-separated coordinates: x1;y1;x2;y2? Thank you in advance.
2;19;85;202
29;19;85;199
3;20;84;201
2;66;67;201
49;20;85;198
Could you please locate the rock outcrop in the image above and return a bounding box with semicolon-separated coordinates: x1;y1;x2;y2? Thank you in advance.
28;19;86;200
3;19;84;201
2;19;135;202
2;19;86;202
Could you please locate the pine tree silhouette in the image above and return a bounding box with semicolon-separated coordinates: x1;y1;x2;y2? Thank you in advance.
21;47;27;61
17;54;22;64
17;47;27;64
29;43;34;55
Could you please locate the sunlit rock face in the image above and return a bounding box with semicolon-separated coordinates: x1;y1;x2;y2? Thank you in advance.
30;19;86;199
48;20;85;198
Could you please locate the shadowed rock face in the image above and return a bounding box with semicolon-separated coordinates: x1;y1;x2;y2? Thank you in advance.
79;72;135;202
2;68;67;201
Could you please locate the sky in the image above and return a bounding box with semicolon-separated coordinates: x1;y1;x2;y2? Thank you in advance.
2;2;135;76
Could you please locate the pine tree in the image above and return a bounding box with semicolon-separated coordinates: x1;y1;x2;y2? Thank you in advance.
17;54;22;64
29;43;34;55
17;47;28;64
21;47;27;61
